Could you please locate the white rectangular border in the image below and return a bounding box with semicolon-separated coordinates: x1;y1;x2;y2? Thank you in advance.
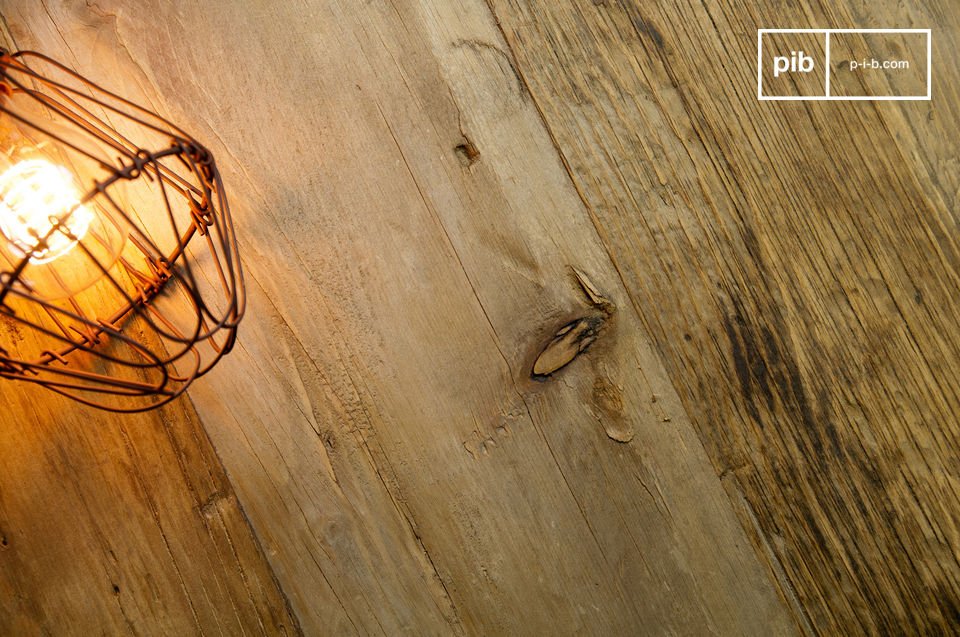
757;28;931;101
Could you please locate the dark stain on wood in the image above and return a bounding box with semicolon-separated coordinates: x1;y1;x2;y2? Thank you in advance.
626;12;665;50
722;296;839;465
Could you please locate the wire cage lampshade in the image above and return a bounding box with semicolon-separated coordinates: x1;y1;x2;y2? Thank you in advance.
0;49;244;412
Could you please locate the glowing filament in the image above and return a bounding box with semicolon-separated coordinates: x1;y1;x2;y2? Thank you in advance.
0;158;94;264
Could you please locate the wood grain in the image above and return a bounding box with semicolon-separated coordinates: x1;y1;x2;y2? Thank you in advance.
486;0;960;633
2;0;798;634
0;388;298;635
5;0;957;634
0;12;298;637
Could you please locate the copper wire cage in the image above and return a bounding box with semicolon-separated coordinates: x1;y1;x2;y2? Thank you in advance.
0;49;244;412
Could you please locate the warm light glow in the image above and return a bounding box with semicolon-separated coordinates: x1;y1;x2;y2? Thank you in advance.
0;158;94;264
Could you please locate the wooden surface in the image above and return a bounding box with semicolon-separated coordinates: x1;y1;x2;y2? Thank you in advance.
0;0;956;635
0;12;299;637
487;1;960;633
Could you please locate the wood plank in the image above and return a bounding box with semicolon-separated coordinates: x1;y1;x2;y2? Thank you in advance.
0;12;298;637
3;0;799;634
485;0;960;633
0;388;298;635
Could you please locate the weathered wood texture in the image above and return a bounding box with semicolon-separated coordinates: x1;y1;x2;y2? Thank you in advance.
0;386;298;635
487;0;960;634
2;0;800;635
2;0;957;635
0;12;298;637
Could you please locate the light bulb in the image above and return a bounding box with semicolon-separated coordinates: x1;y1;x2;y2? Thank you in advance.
0;158;94;264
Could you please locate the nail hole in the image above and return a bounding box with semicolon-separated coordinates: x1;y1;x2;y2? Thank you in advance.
454;140;480;167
